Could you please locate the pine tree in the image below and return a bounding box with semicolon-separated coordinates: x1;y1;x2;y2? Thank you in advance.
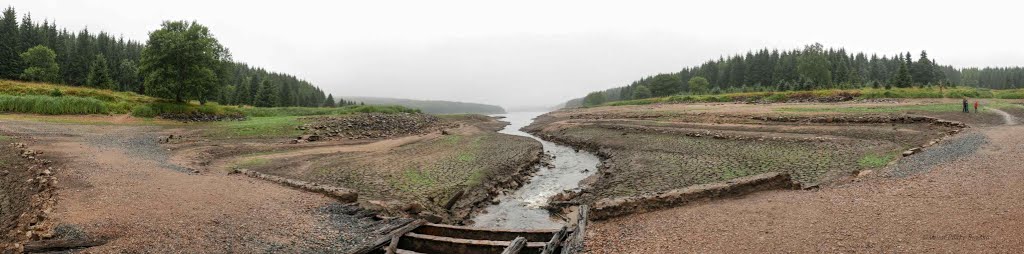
322;94;337;107
894;60;912;88
254;79;279;107
0;7;21;79
86;54;113;89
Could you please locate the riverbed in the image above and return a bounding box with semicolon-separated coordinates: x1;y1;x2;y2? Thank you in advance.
471;112;600;229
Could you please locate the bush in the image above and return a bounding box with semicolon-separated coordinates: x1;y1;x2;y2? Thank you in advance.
238;105;420;117
0;95;109;115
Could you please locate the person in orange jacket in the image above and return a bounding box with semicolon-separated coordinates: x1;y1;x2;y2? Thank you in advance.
974;100;979;113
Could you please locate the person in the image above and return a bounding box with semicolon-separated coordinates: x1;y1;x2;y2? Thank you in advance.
963;98;969;113
974;100;979;113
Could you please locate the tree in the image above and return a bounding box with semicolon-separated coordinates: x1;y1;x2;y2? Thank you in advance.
254;79;279;107
86;54;113;89
140;21;229;103
0;7;21;79
19;45;60;83
582;91;607;106
631;85;652;99
796;43;832;86
688;76;710;94
117;59;140;93
894;60;912;88
912;51;934;85
322;94;337;107
648;74;682;97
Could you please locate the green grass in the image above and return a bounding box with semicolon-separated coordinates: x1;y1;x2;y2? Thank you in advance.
778;103;962;113
239;105;420;117
235;157;270;169
600;86;1024;107
0;94;111;115
130;102;244;118
208;116;305;138
0;134;10;142
858;153;896;168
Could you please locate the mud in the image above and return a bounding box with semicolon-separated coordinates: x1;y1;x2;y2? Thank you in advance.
0;140;58;253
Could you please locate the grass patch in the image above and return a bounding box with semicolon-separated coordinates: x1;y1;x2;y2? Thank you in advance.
0;95;111;115
599;86;1024;107
778;103;963;113
131;102;243;118
0;134;10;142
858;153;896;168
239;105;420;117
457;153;476;163
234;157;270;169
208;116;305;138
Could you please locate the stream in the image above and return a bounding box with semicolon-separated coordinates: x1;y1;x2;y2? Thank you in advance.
471;112;601;229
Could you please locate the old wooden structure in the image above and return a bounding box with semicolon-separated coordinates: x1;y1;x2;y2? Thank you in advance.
355;205;590;254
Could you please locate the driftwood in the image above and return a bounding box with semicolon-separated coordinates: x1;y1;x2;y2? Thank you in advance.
385;235;400;254
353;219;427;254
444;190;465;210
541;226;568;254
561;205;588;254
23;239;107;253
501;236;528;254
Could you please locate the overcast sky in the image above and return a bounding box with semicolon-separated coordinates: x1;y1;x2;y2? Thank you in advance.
8;0;1024;109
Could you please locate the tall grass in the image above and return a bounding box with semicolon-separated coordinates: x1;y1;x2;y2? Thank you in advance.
0;95;109;115
131;102;244;118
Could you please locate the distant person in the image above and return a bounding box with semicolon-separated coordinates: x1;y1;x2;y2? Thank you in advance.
963;98;969;113
974;101;979;113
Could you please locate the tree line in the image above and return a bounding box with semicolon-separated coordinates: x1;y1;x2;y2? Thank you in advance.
0;6;350;107
574;43;1024;106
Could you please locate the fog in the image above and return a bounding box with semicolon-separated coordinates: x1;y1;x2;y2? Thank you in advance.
8;0;1024;109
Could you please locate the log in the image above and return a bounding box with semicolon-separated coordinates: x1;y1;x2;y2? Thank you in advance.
561;205;589;254
501;237;527;254
353;219;427;254
444;190;465;210
23;239;107;253
541;226;568;254
385;235;400;254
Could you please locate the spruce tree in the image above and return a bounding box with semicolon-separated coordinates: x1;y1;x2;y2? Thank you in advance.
322;94;337;107
86;54;113;89
0;7;21;79
254;79;279;107
894;61;912;88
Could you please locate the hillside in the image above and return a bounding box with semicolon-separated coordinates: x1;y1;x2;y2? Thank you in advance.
568;43;1024;107
342;96;506;114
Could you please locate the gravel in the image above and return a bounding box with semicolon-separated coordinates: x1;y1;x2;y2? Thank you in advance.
886;131;987;177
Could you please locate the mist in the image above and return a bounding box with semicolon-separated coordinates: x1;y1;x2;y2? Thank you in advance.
8;0;1024;109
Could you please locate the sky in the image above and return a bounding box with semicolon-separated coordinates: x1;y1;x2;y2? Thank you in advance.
7;0;1024;109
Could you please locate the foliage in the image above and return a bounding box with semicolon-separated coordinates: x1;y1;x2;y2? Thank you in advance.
238;105;420;117
631;85;651;99
648;73;683;97
687;76;709;94
0;94;109;114
85;54;113;89
572;43;1024;107
19;45;59;83
582;91;607;106
130;101;243;118
599;86;1024;107
140;21;228;103
322;94;337;107
0;7;20;79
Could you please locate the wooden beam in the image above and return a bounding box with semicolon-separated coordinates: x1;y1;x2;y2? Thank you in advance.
23;239;107;253
541;226;568;254
353;219;427;254
561;205;589;254
501;237;527;254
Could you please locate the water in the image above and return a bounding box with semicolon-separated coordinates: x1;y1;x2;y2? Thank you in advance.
471;112;601;229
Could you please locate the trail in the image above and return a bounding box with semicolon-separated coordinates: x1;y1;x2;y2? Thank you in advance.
0;119;387;253
987;107;1017;125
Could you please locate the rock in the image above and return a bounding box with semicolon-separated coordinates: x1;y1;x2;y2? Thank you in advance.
857;170;874;177
441;129;451;135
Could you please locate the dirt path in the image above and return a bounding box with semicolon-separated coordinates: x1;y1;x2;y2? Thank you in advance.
987;107;1017;125
586;123;1024;253
0;119;389;253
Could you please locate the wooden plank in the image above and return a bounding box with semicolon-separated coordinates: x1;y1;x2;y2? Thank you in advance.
23;239;107;253
398;232;546;254
502;237;528;254
353;219;427;254
414;223;563;242
541;226;568;254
